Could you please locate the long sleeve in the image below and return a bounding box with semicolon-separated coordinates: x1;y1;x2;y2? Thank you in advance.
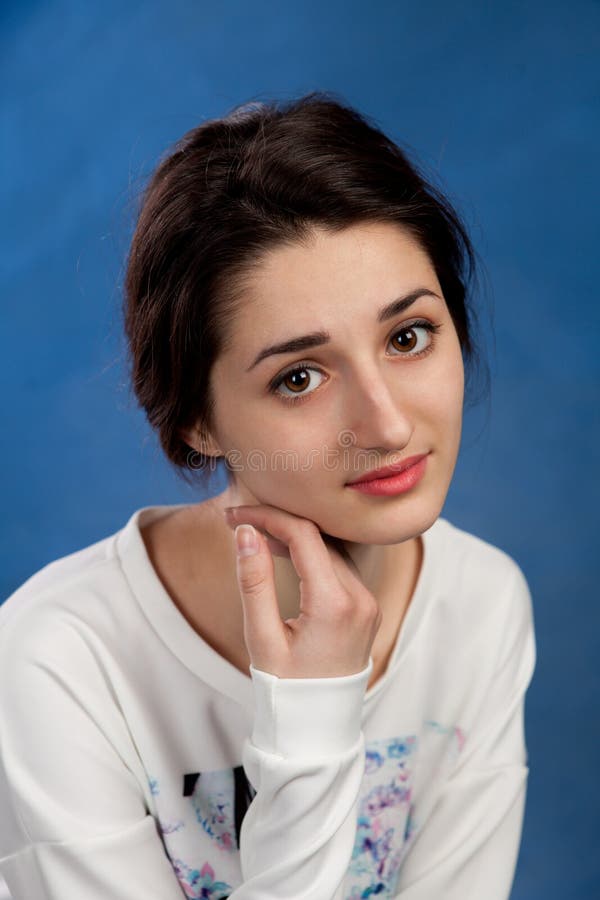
0;610;189;900
238;660;372;899
393;562;537;899
0;601;372;900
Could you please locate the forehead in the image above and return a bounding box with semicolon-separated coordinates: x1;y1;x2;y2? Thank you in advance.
238;222;437;322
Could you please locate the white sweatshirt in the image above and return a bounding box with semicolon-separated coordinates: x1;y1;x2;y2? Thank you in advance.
0;504;536;900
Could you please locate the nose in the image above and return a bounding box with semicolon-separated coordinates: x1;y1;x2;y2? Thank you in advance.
341;362;414;453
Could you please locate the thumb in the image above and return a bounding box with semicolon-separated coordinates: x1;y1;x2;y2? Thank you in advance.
234;524;286;665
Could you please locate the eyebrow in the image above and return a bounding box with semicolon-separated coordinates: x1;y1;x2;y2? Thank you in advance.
245;288;442;372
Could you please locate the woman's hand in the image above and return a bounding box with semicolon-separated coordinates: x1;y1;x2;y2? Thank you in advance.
224;504;382;679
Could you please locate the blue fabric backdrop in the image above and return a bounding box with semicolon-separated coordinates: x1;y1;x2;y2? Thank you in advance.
1;1;599;896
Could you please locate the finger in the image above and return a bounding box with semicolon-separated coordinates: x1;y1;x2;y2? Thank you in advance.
225;514;291;558
225;505;344;612
233;524;288;664
227;507;361;582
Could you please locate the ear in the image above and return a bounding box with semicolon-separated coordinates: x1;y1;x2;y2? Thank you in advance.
179;423;223;459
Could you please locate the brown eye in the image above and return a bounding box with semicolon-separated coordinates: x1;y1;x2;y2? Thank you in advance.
282;368;311;393
391;327;419;353
388;321;439;357
271;364;326;402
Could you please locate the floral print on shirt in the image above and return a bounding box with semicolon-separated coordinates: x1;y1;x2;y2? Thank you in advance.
151;721;466;899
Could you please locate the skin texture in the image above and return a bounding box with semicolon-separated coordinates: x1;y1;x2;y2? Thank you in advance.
142;221;465;688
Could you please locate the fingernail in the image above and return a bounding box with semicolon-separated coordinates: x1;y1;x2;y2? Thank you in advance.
235;524;258;557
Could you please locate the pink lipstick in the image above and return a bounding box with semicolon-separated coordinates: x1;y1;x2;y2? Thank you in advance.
346;453;429;496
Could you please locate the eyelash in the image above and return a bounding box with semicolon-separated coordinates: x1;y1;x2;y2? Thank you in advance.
268;319;443;406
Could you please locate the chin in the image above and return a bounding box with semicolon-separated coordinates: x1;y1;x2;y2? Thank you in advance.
316;495;444;547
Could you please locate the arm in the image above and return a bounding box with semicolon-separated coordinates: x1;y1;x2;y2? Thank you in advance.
221;503;382;898
0;610;188;900
239;659;372;899
394;563;537;899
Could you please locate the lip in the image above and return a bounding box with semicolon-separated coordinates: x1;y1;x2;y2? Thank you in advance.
345;452;430;485
346;454;429;496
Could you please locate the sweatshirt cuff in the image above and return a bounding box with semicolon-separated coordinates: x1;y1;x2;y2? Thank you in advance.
248;656;373;758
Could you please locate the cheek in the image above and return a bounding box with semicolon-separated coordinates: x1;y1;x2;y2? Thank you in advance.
212;389;270;448
218;404;325;480
440;362;464;407
253;413;323;457
435;344;464;404
417;357;464;433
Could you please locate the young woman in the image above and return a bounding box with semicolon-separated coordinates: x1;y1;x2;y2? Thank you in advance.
0;92;536;899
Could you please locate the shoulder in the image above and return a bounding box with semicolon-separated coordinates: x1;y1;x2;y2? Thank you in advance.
0;503;189;682
434;516;532;600
0;529;134;678
431;516;535;659
434;516;527;586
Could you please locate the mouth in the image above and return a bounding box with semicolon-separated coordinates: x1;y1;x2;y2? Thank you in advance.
345;452;430;485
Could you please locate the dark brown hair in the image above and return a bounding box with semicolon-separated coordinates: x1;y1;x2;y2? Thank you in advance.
122;90;490;488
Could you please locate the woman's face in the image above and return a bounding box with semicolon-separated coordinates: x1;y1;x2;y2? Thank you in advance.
201;221;464;544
